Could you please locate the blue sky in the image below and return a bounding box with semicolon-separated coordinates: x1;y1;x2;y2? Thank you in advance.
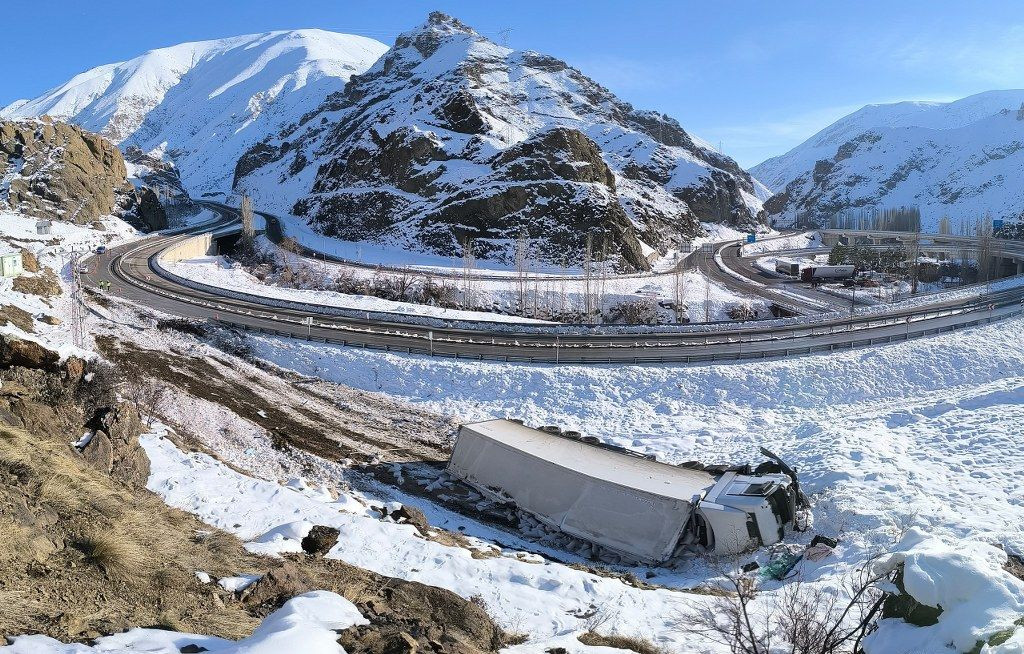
5;1;1024;167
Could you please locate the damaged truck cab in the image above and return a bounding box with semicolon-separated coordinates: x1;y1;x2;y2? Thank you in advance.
693;469;803;555
447;419;808;563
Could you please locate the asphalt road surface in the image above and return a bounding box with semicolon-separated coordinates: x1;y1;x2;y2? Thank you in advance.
83;208;1024;364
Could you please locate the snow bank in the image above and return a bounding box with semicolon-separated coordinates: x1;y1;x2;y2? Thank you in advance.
249;315;1024;555
165;256;554;324
865;528;1024;654
740;231;821;256
0;591;366;654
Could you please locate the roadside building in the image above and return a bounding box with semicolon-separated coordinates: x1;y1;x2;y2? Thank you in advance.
0;249;24;278
35;220;52;236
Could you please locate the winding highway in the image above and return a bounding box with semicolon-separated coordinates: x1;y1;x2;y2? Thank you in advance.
84;205;1024;364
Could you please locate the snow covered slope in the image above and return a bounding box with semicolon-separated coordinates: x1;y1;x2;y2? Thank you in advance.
752;90;1024;229
236;12;770;272
1;30;388;197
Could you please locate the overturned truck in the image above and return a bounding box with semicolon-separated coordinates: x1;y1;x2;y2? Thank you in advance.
447;419;808;563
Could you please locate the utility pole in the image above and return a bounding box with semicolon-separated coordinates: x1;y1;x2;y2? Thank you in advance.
69;251;85;349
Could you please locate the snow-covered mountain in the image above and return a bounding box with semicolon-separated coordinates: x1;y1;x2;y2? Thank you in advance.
236;12;770;271
752;90;1024;228
1;30;388;197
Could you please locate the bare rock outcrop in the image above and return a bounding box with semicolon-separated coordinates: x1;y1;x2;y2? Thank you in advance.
0;118;166;230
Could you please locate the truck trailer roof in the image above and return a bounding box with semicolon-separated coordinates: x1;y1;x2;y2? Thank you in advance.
447;419;721;562
461;419;716;501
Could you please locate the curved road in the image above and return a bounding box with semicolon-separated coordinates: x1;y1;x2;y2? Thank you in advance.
84;207;1024;364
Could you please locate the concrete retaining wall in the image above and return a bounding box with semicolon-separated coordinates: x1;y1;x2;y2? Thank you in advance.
159;233;215;263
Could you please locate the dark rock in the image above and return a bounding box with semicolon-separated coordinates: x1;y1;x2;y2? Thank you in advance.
127;186;168;232
179;645;208;653
301;525;340;556
0;336;59;370
0;304;35;333
384;632;418;654
233;142;279;189
81;403;150;488
436;90;486;135
241;562;314;612
388;505;430;536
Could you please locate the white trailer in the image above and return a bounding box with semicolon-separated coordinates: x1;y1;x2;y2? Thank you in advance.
447;419;806;563
775;258;801;277
800;264;855;282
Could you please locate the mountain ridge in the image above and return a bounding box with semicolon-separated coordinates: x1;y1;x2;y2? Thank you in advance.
2;29;389;198
752;90;1024;228
235;12;770;271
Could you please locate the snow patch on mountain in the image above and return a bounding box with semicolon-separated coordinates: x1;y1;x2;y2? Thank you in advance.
752;90;1024;229
2;30;388;198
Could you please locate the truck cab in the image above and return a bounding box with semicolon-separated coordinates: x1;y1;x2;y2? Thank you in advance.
696;470;803;554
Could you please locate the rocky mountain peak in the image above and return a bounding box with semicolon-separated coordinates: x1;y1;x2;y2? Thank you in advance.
234;13;770;271
399;11;479;59
753;91;1024;229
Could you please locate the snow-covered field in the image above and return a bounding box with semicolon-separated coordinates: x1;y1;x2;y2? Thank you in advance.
249;317;1024;559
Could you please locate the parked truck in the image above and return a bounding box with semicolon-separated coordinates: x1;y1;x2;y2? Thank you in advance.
775;258;801;277
447;419;809;563
800;264;855;282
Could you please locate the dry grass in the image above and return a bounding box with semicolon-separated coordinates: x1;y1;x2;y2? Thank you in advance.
76;529;149;579
0;520;31;564
578;631;669;654
0;591;41;634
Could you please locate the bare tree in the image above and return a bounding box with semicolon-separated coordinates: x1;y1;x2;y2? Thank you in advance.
461;236;476;309
908;231;921;295
240;194;255;237
583;233;594;320
937;216;952;235
678;556;891;654
118;365;171;427
673;259;687;322
976;216;995;286
515;230;529;314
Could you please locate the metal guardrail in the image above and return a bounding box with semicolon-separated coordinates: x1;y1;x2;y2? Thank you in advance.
103;233;1024;364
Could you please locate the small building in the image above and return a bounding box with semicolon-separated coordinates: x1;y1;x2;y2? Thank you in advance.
0;250;24;278
35;220;52;236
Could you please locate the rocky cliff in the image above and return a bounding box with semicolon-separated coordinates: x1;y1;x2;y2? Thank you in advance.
235;12;770;271
0;118;166;230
